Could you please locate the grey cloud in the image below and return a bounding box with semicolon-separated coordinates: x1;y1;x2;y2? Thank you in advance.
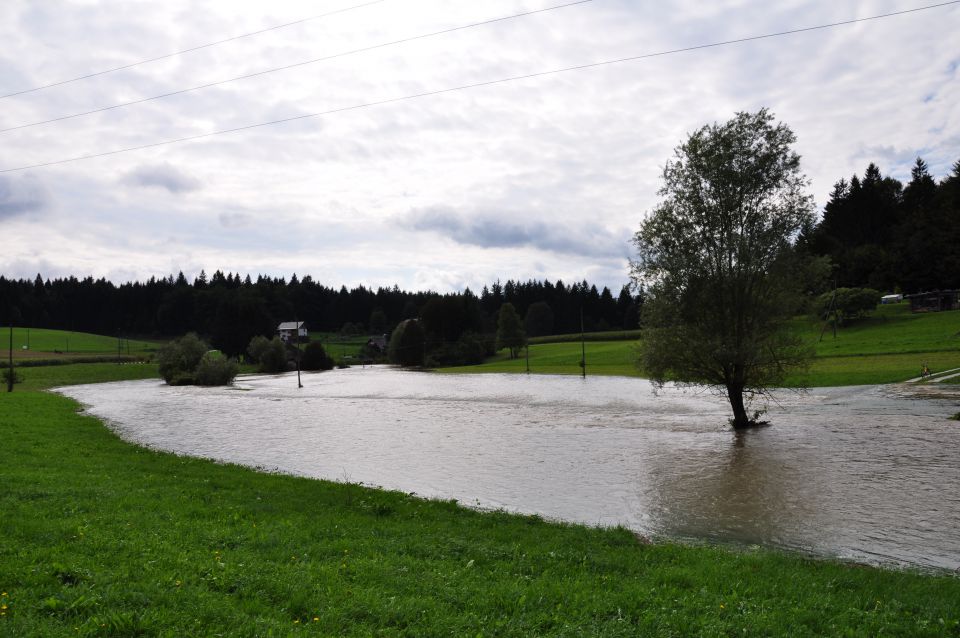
403;206;631;259
0;174;49;220
122;163;201;193
219;212;252;229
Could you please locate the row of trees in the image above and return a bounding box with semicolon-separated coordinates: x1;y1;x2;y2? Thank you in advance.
0;273;643;358
798;158;960;292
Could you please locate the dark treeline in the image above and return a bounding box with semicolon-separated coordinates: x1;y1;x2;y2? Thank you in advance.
798;158;960;292
0;271;642;356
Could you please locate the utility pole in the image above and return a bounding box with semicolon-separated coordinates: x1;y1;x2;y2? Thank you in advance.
26;327;29;350
818;280;839;342
294;316;303;389
580;307;586;379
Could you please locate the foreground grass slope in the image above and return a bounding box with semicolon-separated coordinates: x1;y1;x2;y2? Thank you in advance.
2;388;958;636
446;305;960;386
4;362;161;392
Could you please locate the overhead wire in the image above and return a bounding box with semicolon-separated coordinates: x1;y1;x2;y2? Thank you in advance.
0;0;595;134
0;0;388;100
2;0;957;174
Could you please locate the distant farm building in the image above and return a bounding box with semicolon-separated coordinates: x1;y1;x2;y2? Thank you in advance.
905;290;960;313
277;321;308;342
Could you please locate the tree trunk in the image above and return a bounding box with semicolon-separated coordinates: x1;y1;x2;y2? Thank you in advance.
726;383;750;429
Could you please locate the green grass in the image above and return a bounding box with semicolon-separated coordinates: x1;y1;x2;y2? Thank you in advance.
792;351;960;387
444;342;641;377
308;333;369;360
793;303;960;356
2;387;958;636
444;306;960;386
2;362;161;392
1;327;162;359
529;329;643;344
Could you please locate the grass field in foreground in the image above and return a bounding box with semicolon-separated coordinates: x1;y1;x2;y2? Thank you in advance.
2;388;958;636
0;362;161;393
445;306;960;386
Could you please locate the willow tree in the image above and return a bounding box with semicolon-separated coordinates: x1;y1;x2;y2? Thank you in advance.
632;109;814;428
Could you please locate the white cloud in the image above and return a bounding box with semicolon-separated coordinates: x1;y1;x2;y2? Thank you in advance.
0;0;958;291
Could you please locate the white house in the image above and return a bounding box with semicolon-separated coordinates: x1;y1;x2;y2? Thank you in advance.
277;321;308;342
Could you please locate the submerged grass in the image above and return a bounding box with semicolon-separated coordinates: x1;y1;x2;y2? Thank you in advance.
2;388;958;636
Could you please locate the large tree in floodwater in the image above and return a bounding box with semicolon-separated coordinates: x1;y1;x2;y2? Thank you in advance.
632;109;813;428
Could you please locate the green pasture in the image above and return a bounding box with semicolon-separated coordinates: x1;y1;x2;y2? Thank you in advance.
0;327;162;358
445;306;960;386
444;341;641;377
2;384;957;635
307;332;369;360
793;303;960;356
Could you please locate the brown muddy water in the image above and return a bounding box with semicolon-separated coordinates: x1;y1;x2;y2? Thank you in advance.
59;367;960;570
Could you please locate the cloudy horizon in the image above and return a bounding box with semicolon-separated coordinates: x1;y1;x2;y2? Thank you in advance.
1;0;958;291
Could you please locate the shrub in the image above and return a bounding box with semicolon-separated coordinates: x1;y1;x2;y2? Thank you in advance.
247;335;288;373
156;333;207;385
301;341;334;371
193;352;239;386
2;367;23;387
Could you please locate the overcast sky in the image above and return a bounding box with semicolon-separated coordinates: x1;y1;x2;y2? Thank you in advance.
1;0;957;292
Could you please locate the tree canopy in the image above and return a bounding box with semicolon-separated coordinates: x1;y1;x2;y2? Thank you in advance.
496;303;526;359
632;109;814;428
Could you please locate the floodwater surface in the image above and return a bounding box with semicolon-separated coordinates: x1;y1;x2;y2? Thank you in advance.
60;368;960;570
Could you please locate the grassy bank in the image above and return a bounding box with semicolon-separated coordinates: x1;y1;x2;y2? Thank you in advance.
2;385;958;636
445;305;960;386
1;362;160;392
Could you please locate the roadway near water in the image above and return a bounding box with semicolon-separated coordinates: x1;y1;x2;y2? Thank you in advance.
60;367;960;570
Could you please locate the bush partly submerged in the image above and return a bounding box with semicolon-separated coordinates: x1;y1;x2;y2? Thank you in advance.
157;333;237;386
193;351;239;386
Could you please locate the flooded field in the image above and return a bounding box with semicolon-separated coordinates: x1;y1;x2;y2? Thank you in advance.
60;367;960;570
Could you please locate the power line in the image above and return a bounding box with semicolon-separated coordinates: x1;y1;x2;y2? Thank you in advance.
0;0;387;100
0;0;595;134
2;1;956;174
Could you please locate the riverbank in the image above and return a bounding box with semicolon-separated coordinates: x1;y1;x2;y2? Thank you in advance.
2;377;959;635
